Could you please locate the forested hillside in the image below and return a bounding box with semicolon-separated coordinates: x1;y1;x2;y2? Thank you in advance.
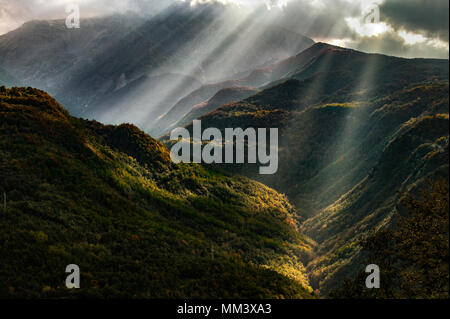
164;44;449;294
0;87;315;298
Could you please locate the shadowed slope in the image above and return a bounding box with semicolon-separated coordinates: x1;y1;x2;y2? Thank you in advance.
160;45;449;294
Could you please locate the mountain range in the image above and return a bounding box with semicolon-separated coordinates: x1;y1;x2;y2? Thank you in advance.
0;2;314;131
0;4;448;298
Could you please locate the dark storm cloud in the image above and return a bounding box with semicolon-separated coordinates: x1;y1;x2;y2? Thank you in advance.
274;0;448;59
380;0;449;42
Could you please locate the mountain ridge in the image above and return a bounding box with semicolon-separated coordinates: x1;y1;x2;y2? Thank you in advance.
0;6;314;128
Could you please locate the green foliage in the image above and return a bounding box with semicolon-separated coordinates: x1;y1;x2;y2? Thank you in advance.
330;180;449;299
0;87;314;298
166;63;448;296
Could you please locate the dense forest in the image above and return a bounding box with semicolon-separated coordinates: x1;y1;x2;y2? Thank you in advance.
0;87;315;298
331;180;449;298
163;45;449;294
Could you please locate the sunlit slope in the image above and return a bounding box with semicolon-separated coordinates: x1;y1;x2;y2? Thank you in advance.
0;87;315;298
165;45;449;293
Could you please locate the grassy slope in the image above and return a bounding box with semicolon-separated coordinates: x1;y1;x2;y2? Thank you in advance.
0;87;315;298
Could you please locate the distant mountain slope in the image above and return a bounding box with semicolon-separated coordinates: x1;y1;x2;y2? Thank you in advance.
0;87;315;298
0;66;21;87
88;73;203;127
0;15;143;92
245;45;449;110
176;87;259;128
156;86;258;137
148;80;243;136
0;3;313;128
238;42;337;88
157;42;448;137
161;44;449;294
153;42;327;137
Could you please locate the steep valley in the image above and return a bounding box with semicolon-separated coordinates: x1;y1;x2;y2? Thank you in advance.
164;44;449;293
0;7;448;297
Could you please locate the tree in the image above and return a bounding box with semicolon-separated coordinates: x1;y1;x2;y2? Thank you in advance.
331;180;449;299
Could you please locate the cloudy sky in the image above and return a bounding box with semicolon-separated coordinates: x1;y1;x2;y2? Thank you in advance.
0;0;448;58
